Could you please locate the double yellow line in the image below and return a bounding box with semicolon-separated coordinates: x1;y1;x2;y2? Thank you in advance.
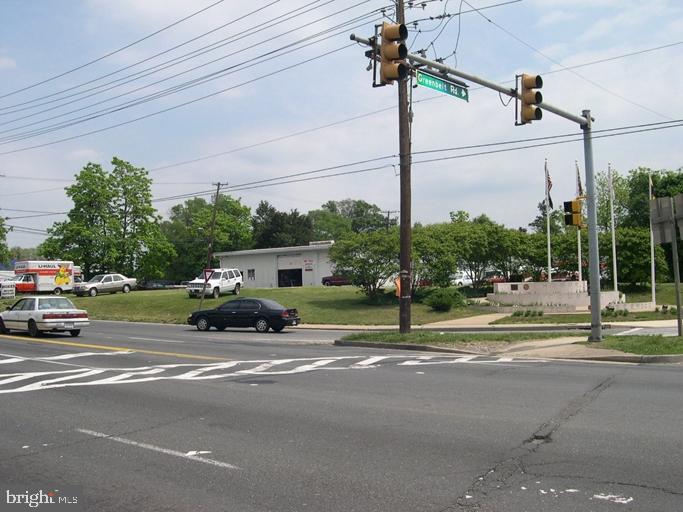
0;333;230;361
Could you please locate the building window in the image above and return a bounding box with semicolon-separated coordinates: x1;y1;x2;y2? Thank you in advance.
247;269;256;280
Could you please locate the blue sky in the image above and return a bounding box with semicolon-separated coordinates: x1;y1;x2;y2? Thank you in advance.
1;0;682;247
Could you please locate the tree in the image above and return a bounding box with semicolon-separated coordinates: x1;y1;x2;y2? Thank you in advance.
252;201;313;248
307;208;352;241
528;201;565;235
160;195;252;282
0;218;9;267
10;247;39;261
599;227;668;287
329;229;399;298
491;227;527;281
39;163;118;277
319;199;393;233
412;223;458;289
40;158;175;280
109;158;175;279
450;214;500;288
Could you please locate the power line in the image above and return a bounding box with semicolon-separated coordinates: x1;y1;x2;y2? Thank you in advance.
0;7;381;147
0;0;228;101
461;0;674;120
0;0;339;120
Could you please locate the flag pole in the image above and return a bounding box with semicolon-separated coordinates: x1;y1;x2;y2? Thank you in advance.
609;163;618;292
576;160;583;282
545;159;552;283
649;172;656;305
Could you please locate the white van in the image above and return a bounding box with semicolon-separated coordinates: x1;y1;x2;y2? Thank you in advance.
186;268;243;298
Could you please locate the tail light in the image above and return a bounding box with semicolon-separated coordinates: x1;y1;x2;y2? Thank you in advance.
281;310;289;318
43;313;88;319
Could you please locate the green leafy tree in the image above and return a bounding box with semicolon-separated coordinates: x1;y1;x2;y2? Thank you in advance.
109;158;175;279
329;229;399;298
0;218;10;267
599;227;668;287
412;223;458;289
528;201;565;235
252;201;313;248
307;208;352;241
39;163;118;277
451;214;500;288
160;195;252;282
40;158;175;280
491;227;528;281
10;247;39;261
319;199;393;234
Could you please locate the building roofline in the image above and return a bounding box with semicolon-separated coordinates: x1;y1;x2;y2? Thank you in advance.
215;243;333;258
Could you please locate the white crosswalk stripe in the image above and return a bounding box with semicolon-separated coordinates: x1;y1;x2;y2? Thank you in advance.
0;351;546;394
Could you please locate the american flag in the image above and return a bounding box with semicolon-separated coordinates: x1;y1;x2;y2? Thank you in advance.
576;161;584;197
545;161;554;209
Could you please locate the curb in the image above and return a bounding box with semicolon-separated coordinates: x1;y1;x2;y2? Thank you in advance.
334;339;683;364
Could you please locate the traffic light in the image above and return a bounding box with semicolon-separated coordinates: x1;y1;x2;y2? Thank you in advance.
520;73;543;123
379;22;408;84
564;199;582;227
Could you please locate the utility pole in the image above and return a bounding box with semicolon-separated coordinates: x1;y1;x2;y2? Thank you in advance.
382;210;399;230
396;0;412;334
198;181;227;313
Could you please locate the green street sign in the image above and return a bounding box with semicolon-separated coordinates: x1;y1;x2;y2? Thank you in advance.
416;70;469;102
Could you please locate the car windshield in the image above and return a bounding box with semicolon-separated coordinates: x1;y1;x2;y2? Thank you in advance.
38;297;76;310
259;299;286;310
88;275;104;283
196;271;216;280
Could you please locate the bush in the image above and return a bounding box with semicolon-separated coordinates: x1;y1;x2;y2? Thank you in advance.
512;309;523;317
424;288;466;312
412;286;438;304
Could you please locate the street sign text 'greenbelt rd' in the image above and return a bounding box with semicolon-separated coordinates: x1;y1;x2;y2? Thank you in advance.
416;70;469;102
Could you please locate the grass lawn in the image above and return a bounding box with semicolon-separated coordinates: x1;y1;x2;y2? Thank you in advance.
590;335;683;355
342;331;580;346
625;283;675;304
1;287;488;325
492;310;679;324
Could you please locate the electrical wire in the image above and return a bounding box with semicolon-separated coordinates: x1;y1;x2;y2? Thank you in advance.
0;0;228;101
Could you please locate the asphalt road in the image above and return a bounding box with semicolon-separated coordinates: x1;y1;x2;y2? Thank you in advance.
0;321;681;511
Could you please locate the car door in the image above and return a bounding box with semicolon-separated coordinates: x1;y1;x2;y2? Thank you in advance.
236;300;260;327
112;275;124;292
226;270;236;292
15;298;36;331
3;298;27;329
216;301;241;328
101;275;114;293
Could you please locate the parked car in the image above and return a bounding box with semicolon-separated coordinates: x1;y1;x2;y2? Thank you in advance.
186;268;243;298
451;272;473;287
321;275;351;286
188;298;300;333
0;295;89;337
73;273;137;297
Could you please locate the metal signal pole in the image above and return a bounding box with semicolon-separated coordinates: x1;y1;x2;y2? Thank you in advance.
198;181;227;313
397;0;412;334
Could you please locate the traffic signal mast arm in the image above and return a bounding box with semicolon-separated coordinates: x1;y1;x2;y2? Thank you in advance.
350;33;588;127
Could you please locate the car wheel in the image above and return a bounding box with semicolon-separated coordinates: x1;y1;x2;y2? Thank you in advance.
323;281;331;286
254;317;270;333
122;284;131;293
233;283;240;295
53;287;62;295
28;320;41;338
0;319;8;334
196;316;211;331
212;288;220;299
272;325;284;333
69;330;81;337
89;288;98;297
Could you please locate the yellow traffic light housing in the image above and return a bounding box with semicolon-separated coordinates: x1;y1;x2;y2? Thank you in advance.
379;22;408;84
519;73;543;124
564;199;583;227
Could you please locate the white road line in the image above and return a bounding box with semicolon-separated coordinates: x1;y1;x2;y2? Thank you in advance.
0;358;25;364
352;356;388;367
76;429;240;470
128;337;184;344
615;328;643;336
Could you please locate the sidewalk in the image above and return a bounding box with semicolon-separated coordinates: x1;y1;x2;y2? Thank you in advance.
302;314;683;363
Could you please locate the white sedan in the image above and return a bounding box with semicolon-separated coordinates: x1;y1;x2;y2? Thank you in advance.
0;296;89;337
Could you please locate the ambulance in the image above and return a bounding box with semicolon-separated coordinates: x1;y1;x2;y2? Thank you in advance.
13;260;75;295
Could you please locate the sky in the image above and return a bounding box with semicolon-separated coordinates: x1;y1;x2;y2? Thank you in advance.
0;0;682;247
